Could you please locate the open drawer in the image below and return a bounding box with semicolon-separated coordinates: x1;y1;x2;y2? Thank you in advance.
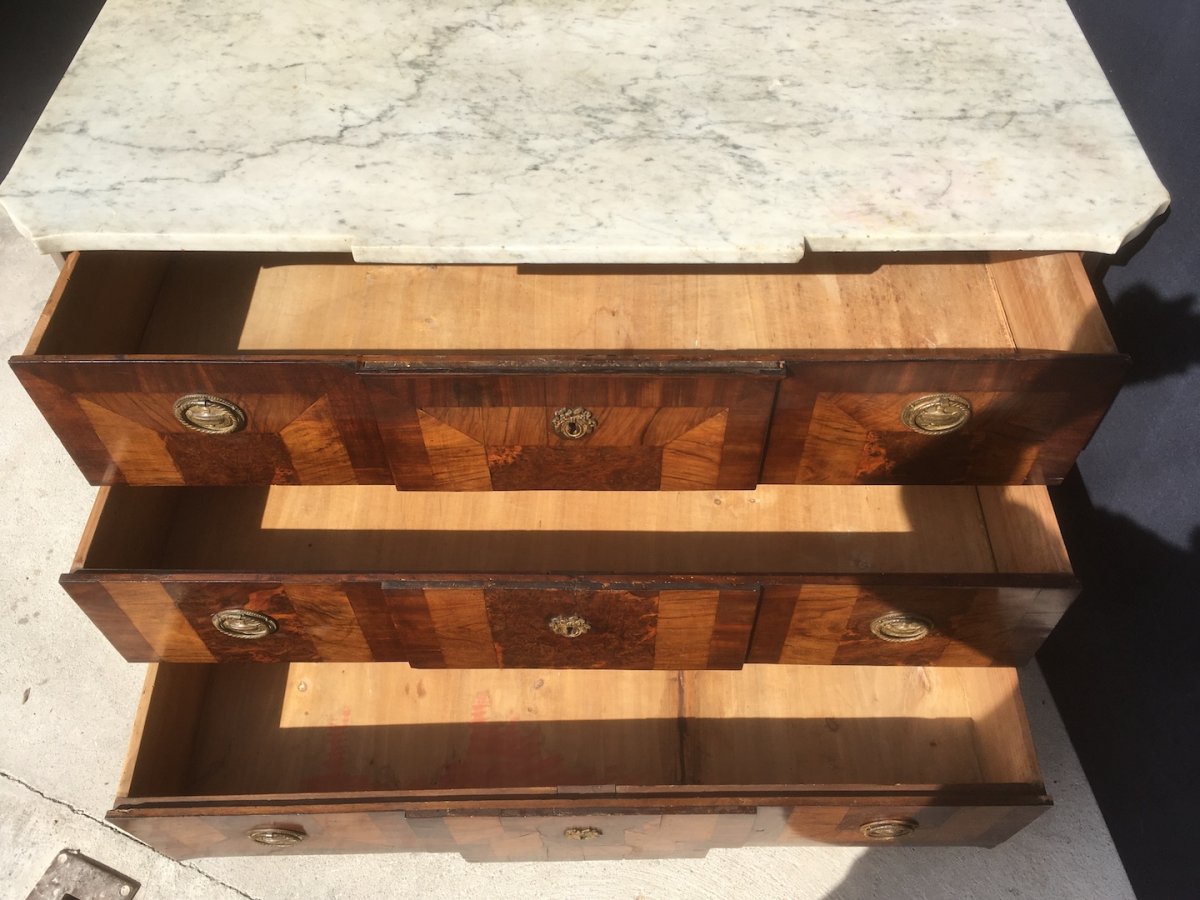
12;251;1122;487
108;663;1050;860
63;484;1076;668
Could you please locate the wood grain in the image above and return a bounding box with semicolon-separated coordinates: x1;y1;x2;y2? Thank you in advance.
365;372;780;491
760;356;1126;484
65;484;1075;665
108;664;1048;859
12;360;392;485
12;250;1121;488
149;253;1016;353
747;584;1077;667
141;484;1004;575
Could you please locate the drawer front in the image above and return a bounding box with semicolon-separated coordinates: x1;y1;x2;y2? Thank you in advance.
747;802;1047;848
65;578;1074;667
63;579;758;668
762;357;1125;484
363;372;779;490
391;586;760;669
748;583;1077;666
13;360;390;485
109;800;1043;860
109;809;756;861
62;580;394;663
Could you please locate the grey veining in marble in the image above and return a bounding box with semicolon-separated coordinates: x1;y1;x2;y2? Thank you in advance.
0;0;1169;262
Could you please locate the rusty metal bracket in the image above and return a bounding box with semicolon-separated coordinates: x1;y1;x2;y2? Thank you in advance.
26;849;140;900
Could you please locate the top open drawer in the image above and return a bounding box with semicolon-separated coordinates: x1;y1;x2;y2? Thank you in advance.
12;251;1123;487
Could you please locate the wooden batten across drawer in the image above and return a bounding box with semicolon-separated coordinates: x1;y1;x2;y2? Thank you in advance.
108;663;1050;860
63;484;1075;667
12;250;1122;487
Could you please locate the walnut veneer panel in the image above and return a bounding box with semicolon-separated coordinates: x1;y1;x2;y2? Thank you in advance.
363;371;780;490
12;360;390;485
760;356;1126;485
391;587;758;669
748;584;1077;667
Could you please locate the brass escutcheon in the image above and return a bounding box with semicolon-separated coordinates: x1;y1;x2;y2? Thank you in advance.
212;608;278;639
552;406;598;440
860;818;919;840
173;394;246;434
870;613;934;643
247;826;306;847
549;614;592;639
564;826;603;841
900;393;972;435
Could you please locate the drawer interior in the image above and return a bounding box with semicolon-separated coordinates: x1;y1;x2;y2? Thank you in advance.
76;484;1071;575
28;251;1113;355
119;663;1044;801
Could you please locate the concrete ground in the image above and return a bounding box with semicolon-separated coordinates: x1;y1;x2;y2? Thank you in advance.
0;210;1135;900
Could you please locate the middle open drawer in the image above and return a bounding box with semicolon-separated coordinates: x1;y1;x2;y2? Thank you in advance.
64;484;1076;669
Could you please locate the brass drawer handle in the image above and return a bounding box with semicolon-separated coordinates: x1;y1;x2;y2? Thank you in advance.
860;818;918;840
870;613;934;643
900;393;971;435
549;614;591;638
248;826;306;847
552;406;598;440
212;609;278;639
174;394;246;434
564;826;603;841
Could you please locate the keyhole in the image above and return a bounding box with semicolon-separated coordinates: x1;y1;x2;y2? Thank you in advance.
565;421;581;436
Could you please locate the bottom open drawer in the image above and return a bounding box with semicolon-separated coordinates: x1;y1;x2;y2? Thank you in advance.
109;663;1049;860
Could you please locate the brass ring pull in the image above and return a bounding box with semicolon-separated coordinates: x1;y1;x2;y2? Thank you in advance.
860;818;919;840
549;614;591;638
870;613;934;643
900;393;971;435
212;608;278;639
247;826;306;847
552;407;598;440
174;394;246;434
564;826;603;841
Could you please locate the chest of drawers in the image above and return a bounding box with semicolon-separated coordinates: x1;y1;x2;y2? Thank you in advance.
17;252;1084;860
0;0;1167;869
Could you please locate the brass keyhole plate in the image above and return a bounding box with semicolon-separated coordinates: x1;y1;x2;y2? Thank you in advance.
549;614;591;638
564;826;603;840
552;407;598;440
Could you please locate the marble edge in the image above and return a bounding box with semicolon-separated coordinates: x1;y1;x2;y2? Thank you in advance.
1;192;1170;263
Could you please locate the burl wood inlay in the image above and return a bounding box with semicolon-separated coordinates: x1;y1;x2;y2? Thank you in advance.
391;587;759;669
367;373;778;491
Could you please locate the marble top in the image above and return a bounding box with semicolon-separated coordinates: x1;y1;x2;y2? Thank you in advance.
0;0;1168;262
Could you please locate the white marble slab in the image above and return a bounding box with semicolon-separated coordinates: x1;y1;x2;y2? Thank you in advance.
0;0;1168;262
